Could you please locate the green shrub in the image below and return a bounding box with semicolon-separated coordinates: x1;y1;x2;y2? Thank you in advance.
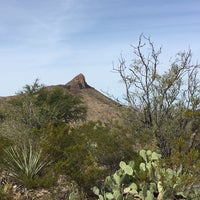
35;87;87;124
0;134;12;167
16;167;57;189
0;84;87;140
41;121;136;197
70;121;136;172
41;122;106;196
3;141;52;189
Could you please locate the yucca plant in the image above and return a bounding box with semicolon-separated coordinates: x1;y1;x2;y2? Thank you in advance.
3;141;52;184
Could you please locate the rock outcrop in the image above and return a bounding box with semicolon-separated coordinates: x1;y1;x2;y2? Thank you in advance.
65;73;91;93
64;73;121;123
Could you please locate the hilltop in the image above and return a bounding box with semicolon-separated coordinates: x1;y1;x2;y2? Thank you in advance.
0;73;122;123
63;73;121;122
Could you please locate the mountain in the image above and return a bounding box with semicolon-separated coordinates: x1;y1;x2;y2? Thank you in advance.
63;73;121;123
0;74;122;123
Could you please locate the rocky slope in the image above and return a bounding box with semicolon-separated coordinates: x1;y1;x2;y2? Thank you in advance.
63;73;121;123
0;73;122;124
0;74;123;199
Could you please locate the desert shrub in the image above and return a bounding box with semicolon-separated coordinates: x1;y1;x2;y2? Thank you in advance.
0;82;87;142
41;122;106;196
3;140;53;189
41;121;136;197
0;134;12;167
15;167;57;189
71;121;136;172
162;133;200;198
35;87;87;124
115;34;200;158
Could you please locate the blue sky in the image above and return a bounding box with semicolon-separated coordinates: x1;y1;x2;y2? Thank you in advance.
0;0;200;98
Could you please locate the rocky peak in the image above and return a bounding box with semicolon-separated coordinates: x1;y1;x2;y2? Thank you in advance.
65;73;91;92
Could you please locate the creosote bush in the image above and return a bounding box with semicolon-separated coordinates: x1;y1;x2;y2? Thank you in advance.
115;34;200;158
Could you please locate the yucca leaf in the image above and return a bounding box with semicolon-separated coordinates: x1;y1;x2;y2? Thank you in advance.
4;141;51;181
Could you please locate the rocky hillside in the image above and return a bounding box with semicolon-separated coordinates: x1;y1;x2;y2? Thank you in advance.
0;73;122;124
63;73;122;123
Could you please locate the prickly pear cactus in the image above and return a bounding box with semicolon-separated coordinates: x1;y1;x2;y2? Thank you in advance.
93;149;190;200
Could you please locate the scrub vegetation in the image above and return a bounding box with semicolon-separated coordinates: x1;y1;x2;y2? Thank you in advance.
0;35;199;199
